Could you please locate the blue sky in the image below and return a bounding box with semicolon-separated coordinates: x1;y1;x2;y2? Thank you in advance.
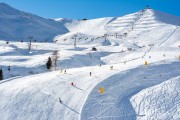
0;0;179;19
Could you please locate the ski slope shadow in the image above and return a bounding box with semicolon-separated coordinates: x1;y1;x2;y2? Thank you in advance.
81;60;180;120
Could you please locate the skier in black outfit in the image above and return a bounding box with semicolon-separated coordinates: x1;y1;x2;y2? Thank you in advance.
8;66;10;71
59;98;62;104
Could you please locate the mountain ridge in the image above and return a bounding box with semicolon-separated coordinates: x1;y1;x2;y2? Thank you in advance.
0;3;68;42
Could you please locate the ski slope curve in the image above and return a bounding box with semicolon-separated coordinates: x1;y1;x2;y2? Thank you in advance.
81;60;180;120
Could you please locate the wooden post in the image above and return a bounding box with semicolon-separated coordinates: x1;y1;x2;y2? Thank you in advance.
73;35;77;47
28;36;33;51
104;34;107;42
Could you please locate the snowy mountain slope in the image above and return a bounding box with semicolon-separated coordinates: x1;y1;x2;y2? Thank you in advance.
131;77;180;120
101;47;180;64
65;17;113;35
0;3;68;42
152;10;180;26
105;9;180;39
159;26;180;47
126;25;178;47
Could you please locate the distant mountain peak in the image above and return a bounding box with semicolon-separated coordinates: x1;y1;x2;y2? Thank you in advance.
0;2;9;6
0;2;20;15
0;2;16;9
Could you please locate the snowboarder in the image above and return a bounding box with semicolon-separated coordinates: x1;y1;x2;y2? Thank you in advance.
90;72;92;76
59;98;62;104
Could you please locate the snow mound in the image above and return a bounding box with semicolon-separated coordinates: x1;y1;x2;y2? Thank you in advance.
130;77;180;120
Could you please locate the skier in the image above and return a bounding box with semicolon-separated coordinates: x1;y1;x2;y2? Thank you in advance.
110;66;113;70
99;64;101;67
64;70;66;74
59;98;62;104
90;72;92;76
8;66;10;71
89;52;92;58
71;82;74;87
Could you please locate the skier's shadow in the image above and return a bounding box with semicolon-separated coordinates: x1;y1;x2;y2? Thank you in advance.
111;69;120;71
74;86;84;91
65;73;73;75
62;103;80;114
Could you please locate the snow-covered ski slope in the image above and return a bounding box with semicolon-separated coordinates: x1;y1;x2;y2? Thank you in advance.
0;6;180;120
